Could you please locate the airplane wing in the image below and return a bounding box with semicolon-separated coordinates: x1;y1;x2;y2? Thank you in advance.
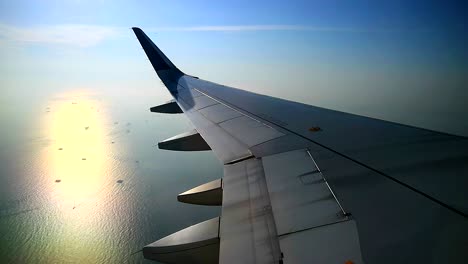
132;27;468;264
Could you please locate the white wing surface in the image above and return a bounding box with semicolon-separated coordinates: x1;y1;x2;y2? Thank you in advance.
132;27;468;264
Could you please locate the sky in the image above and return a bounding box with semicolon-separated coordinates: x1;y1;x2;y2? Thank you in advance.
1;0;467;135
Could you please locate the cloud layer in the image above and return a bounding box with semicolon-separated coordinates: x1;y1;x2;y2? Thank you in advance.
0;24;119;48
0;23;374;48
146;25;366;32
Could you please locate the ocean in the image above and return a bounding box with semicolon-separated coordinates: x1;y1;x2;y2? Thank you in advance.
0;88;221;263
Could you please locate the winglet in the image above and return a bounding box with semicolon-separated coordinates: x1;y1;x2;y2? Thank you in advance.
132;27;182;73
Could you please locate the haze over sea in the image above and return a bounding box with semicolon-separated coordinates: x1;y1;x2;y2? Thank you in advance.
1;1;467;263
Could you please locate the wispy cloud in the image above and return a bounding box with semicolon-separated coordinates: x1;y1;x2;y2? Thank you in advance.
147;25;362;32
0;24;119;48
0;23;380;48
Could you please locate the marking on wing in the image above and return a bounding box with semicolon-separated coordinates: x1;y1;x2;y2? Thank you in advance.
194;88;278;130
193;88;286;147
198;104;243;124
219;116;284;146
308;126;322;132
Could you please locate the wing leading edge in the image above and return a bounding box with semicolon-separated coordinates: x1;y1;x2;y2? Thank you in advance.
132;27;468;264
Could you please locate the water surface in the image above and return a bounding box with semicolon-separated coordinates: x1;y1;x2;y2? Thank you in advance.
0;89;221;263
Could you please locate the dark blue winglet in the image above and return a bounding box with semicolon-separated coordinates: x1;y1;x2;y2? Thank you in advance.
132;27;182;74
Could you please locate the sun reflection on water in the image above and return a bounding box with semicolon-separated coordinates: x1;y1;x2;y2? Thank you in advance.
47;97;109;206
38;92;124;262
1;89;222;263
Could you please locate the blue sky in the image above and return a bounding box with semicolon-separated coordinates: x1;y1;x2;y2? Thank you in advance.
1;0;467;135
